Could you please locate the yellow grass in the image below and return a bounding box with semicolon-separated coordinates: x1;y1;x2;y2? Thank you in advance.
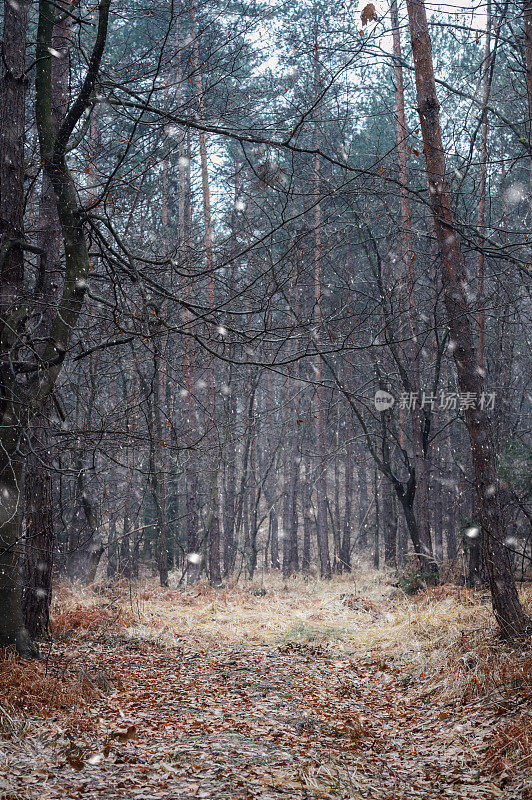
4;569;531;788
53;567;532;703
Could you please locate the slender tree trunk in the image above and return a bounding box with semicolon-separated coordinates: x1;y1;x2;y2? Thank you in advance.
332;416;342;572
476;2;492;370
397;408;408;566
382;477;397;567
264;373;280;571
122;396;137;577
287;431;300;575
302;454;312;572
339;431;353;571
357;462;369;550
442;400;458;560
432;460;444;564
223;376;237;575
270;509;280;570
147;339;169;588
313;147;331;579
406;0;527;636
282;411;292;579
107;517;118;578
190;4;221;583
246;410;258;580
373;469;380;569
176;32;200;582
523;0;532;219
391;0;433;570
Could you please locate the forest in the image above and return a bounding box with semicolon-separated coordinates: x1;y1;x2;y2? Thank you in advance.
0;0;531;797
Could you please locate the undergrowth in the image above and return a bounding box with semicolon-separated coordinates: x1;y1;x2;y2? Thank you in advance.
1;571;531;779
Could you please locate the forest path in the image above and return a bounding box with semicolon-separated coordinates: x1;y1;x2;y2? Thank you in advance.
6;625;511;800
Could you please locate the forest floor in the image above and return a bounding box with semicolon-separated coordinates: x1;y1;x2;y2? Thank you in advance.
1;571;532;800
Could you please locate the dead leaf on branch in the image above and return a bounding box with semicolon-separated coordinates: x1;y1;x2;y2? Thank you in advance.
361;3;379;27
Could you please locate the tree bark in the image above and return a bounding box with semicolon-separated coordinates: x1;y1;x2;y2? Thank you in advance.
22;404;55;639
382;477;397;567
0;459;35;654
339;431;353;571
357;462;369;550
432;450;444;564
23;9;73;633
313;146;331;579
373;469;380;569
302;454;313;572
0;0;29;302
270;509;280;570
148;335;169;588
190;3;220;583
391;0;433;569
0;0;35;655
476;1;492;371
523;0;532;220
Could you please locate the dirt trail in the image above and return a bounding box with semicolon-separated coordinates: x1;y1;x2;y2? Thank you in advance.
3;632;514;800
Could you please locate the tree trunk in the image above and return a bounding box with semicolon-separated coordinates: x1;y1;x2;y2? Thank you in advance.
22;404;55;639
0;0;29;301
223;369;237;575
312;96;331;578
332;416;342;572
0;0;109;652
373;469;380;569
302;455;312;572
523;0;532;220
443;420;458;560
288;438;300;575
0;0;34;655
357;462;369;550
209;505;222;584
107;517;118;579
406;0;527;636
476;2;492;370
391;0;433;569
145;327;169;588
191;5;220;584
282;433;292;579
432;455;444;564
270;509;280;570
22;0;71;628
382;477;397;567
339;433;353;571
0;456;37;655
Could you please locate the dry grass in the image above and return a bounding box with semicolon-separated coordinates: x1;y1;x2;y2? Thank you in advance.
0;590;133;718
51;601;132;637
50;570;532;702
3;569;531;776
39;571;532;676
484;716;532;775
102;569;532;731
0;652;100;716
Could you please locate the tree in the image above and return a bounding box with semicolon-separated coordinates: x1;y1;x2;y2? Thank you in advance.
0;0;111;654
405;0;527;637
